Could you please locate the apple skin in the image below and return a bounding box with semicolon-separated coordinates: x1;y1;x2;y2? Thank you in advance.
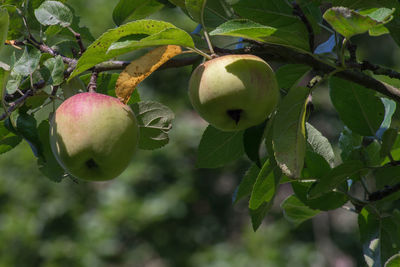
49;92;139;181
188;54;279;131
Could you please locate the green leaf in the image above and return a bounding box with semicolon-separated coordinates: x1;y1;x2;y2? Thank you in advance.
24;91;49;110
330;76;385;136
372;166;400;203
37;120;65;182
12;46;41;76
131;101;174;150
14;113;43;158
34;0;73;27
232;0;310;51
276;64;312;92
273;87;309;178
306;122;335;166
381;128;398;158
281;195;320;226
0;64;9;108
113;0;164;26
323;7;394;39
0;120;22;154
250;201;272;231
234;163;260;204
43;55;65;86
107;27;194;52
168;0;185;8
0;8;9;53
303;150;331;179
5;73;21;95
359;208;400;267
196;125;244;168
60;76;85;99
380;98;397;132
385;254;400;267
364;140;383;167
249;159;280;210
210;19;277;42
309;160;365;198
338;127;362;162
292;181;348;211
359;7;395;22
4;6;24;39
243;121;266;167
185;0;206;23
69;20;194;79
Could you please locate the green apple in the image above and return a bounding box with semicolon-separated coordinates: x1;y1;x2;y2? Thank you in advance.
188;54;279;131
49;92;139;181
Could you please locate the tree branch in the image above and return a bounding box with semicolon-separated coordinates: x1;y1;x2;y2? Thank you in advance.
233;44;400;103
368;183;400;202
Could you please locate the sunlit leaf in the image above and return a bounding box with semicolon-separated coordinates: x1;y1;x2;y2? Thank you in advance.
70;20;193;79
323;7;394;38
12;46;41;76
34;0;73;27
43;55;65;86
210;19;277;42
306;123;335;166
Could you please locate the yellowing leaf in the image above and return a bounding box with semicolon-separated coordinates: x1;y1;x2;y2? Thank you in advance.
116;45;182;104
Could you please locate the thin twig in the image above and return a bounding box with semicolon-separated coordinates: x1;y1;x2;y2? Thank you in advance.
87;71;99;93
67;26;85;55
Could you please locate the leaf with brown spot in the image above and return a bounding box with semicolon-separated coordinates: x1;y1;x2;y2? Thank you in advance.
116;45;182;104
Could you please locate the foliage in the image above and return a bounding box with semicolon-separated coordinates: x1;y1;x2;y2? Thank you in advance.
1;0;400;265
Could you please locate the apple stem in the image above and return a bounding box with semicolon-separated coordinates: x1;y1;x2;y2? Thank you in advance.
186;47;212;60
200;0;216;57
87;71;99;93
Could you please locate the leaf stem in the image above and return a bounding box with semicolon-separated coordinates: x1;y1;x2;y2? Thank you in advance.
341;38;348;68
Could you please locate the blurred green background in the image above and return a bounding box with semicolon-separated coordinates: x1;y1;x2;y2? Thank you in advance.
2;1;400;266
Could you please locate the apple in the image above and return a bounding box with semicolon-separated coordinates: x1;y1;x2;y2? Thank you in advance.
188;54;279;131
49;92;139;181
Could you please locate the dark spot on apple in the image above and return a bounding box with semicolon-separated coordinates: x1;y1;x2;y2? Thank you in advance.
85;158;98;169
227;109;242;125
